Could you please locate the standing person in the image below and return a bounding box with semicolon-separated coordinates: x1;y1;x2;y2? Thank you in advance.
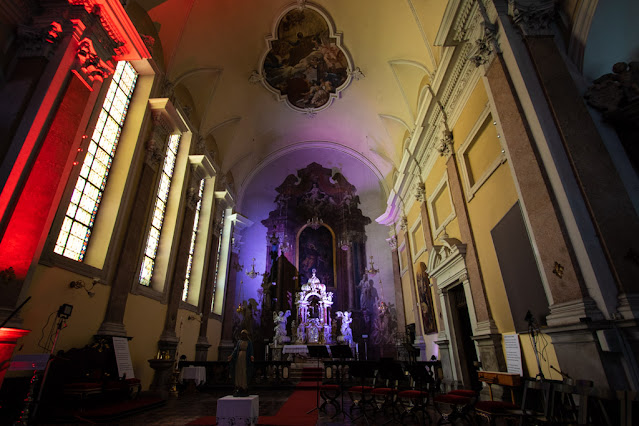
227;329;254;397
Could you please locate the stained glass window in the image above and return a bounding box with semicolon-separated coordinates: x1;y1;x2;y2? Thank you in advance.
182;178;205;301
211;209;225;311
54;61;138;261
139;134;182;286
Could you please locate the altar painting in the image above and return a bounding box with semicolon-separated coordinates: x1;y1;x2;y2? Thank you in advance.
298;225;334;288
417;271;437;334
263;8;349;110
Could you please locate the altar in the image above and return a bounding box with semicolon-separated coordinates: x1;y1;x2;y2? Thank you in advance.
295;269;333;344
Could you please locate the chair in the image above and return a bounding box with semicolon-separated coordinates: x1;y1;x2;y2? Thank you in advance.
433;389;478;425
503;378;554;425
398;363;434;424
347;361;378;420
371;360;404;419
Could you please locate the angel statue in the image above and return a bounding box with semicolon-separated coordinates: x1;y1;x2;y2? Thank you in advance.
273;310;291;345
335;311;353;345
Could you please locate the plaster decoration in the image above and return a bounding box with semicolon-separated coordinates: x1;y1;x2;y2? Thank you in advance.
75;38;115;84
453;0;478;43
546;297;604;327
185;185;200;211
508;0;556;36
585;62;639;116
258;2;356;113
469;27;496;68
414;181;426;202
348;67;365;80
248;70;264;84
437;130;454;157
140;34;155;52
17;20;64;59
427;237;466;285
400;216;409;231
386;235;398;251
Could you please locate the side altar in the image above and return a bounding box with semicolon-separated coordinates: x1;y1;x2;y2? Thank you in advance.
294;269;333;345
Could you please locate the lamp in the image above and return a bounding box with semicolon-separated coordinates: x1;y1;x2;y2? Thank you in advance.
236;280;246;313
231;253;244;272
365;256;379;276
307;216;323;230
246;258;260;279
69;279;96;297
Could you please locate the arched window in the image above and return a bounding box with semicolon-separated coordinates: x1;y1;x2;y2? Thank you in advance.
54;62;138;261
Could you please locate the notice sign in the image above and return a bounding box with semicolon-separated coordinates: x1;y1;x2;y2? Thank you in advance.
503;333;523;376
112;336;135;379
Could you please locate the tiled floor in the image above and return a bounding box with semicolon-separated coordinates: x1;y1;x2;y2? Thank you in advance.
37;387;447;425
102;388;444;426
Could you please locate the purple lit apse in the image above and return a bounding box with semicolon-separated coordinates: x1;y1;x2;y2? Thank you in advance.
234;146;394;319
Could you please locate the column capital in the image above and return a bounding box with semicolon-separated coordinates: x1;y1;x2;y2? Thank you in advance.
508;0;557;36
436;130;454;158
414;181;426;202
386;235;398;252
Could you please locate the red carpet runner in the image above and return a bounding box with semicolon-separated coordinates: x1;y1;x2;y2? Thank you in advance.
187;368;321;426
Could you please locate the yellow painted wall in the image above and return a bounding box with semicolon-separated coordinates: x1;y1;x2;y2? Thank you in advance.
514;333;563;381
123;293;167;390
14;265;109;361
452;80;518;333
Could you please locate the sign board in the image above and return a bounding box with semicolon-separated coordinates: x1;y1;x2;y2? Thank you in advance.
9;354;50;371
503;333;523;376
112;336;135;379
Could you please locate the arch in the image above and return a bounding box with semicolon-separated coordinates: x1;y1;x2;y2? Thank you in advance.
237;140;388;209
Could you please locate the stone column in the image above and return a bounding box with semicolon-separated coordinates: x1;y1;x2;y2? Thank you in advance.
98;101;176;336
386;234;406;333
525;37;639;308
195;207;222;361
419;201;445;333
157;174;199;357
401;220;424;351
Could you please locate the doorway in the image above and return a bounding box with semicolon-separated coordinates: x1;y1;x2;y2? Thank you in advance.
449;285;480;390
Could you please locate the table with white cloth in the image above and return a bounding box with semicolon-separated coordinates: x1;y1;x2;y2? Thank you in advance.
178;366;206;386
282;345;310;355
216;395;259;426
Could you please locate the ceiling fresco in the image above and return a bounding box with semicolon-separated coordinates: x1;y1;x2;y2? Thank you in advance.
258;5;357;112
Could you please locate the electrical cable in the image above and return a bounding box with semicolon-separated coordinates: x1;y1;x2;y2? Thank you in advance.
37;311;57;352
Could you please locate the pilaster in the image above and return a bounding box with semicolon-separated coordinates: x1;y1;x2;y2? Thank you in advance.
483;55;588;309
445;153;491;325
387;234;406;334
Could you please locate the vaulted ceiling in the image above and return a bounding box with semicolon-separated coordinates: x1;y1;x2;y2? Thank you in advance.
130;0;449;209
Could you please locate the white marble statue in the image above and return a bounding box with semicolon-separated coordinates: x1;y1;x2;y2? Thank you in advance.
273;310;291;345
336;311;353;345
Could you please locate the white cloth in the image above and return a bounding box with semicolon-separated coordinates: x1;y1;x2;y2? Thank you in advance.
217;395;259;426
178;366;206;385
282;345;310;355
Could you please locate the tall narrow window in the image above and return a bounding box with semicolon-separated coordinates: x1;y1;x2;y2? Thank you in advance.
139;134;182;286
182;178;205;301
54;61;138;261
211;209;225;311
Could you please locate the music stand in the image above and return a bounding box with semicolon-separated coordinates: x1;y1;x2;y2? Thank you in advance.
347;361;378;425
306;345;330;414
329;345;355;420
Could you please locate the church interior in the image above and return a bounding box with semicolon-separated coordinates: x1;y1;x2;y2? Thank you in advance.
1;0;638;424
